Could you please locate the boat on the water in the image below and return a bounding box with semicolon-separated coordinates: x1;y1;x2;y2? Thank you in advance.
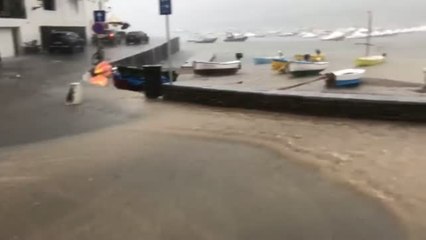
224;33;248;42
288;61;329;77
356;55;385;67
193;61;241;76
188;37;218;43
321;31;346;41
324;69;365;88
355;11;386;67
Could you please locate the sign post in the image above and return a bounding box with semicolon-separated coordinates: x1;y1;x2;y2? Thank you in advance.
160;0;173;84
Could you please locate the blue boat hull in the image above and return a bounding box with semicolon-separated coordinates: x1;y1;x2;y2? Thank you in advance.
335;79;361;87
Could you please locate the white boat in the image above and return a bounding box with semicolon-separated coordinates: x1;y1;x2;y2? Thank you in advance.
224;33;248;42
193;61;241;76
300;32;318;38
288;61;329;77
244;32;256;37
325;69;365;87
278;32;296;37
188;37;218;43
321;31;346;41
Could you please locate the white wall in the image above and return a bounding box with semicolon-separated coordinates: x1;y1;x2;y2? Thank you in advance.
0;0;100;43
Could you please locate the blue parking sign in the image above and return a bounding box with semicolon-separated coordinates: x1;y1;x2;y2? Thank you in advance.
160;0;172;15
94;10;106;22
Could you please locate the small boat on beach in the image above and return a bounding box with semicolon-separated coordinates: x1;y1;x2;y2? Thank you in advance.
193;61;241;76
288;61;329;77
324;69;365;88
188;37;218;43
224;33;248;42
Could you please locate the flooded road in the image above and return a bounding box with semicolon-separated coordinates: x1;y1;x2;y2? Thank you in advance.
0;125;405;240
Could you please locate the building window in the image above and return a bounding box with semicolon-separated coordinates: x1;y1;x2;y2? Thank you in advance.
0;0;26;19
43;0;55;11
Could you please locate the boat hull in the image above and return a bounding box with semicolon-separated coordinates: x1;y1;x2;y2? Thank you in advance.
355;56;385;67
224;36;248;42
189;38;218;43
325;69;365;88
193;61;241;76
288;61;329;77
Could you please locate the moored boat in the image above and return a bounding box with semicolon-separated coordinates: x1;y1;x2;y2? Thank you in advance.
288;61;329;77
188;37;218;43
224;34;248;42
193;61;241;76
355;11;386;67
355;55;385;67
325;69;365;87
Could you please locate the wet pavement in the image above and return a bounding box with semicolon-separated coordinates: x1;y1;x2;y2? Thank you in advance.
0;41;173;147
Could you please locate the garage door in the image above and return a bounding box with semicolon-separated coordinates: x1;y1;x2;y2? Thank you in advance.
0;28;15;58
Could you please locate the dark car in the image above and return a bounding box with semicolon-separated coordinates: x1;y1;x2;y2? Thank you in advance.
126;31;149;45
92;30;125;46
49;31;85;53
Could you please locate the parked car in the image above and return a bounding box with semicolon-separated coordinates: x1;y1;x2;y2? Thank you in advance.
92;30;125;46
126;31;149;45
49;31;85;53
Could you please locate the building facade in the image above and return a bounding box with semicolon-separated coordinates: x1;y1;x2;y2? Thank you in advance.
0;0;102;57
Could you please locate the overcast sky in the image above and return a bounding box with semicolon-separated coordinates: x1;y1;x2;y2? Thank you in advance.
109;0;426;35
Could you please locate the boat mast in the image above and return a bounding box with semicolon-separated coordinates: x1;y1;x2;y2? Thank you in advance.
366;11;372;56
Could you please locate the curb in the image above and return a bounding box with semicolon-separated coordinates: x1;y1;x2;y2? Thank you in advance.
163;85;426;121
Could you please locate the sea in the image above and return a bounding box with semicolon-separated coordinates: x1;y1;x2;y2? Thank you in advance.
174;32;426;83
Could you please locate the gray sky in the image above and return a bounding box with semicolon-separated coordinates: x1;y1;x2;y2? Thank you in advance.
110;0;426;35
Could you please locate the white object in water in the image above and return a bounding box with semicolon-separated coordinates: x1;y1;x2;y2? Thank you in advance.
66;82;83;105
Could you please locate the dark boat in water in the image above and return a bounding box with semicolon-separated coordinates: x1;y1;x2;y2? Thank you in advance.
193;61;241;76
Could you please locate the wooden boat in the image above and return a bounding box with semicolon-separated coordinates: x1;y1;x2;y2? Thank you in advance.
188;37;218;43
224;33;248;42
325;69;365;88
288;61;329;77
355;55;385;67
355;11;386;67
193;61;241;76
